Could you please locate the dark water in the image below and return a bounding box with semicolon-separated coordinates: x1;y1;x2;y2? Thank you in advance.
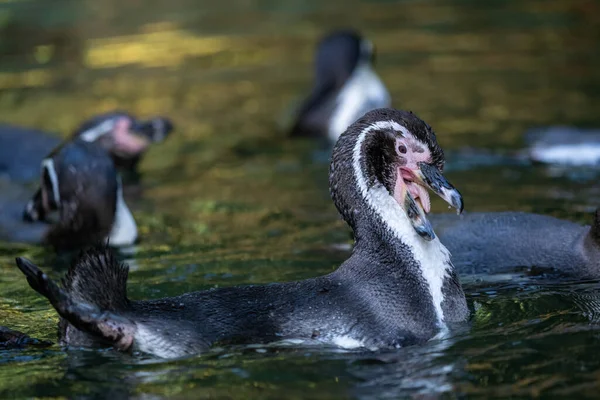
1;0;600;398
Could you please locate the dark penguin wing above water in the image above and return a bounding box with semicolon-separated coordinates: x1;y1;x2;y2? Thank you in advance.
0;125;61;183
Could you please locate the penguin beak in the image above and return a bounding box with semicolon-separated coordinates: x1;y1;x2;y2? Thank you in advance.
131;117;174;143
415;162;464;214
402;189;436;241
397;163;463;241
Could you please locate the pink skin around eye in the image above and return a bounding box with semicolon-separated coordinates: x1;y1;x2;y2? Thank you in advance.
112;117;151;156
392;135;432;213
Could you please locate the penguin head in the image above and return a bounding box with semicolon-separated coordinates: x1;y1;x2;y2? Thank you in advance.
330;108;463;241
73;112;175;170
314;29;375;90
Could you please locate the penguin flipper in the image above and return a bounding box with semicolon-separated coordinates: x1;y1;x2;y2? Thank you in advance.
15;256;136;351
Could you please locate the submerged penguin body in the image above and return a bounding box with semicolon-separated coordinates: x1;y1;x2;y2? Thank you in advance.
16;109;467;358
526;126;600;166
48;249;448;357
430;210;600;279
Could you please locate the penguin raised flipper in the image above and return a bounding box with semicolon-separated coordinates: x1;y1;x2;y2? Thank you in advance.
16;251;136;351
14;109;467;358
430;209;600;279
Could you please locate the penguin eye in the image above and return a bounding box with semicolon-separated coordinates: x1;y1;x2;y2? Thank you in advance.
398;144;407;154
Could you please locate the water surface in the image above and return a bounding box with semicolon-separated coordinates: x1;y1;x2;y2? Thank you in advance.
1;0;600;397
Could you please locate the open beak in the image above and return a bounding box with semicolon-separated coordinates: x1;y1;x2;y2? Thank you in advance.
398;162;463;241
415;162;464;214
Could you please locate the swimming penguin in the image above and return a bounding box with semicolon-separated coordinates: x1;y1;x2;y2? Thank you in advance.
15;108;466;358
0;111;174;183
442;125;600;174
0;139;137;249
526;126;600;166
290;30;391;143
429;210;600;279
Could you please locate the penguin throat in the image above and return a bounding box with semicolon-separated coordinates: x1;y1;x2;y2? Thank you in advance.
351;121;451;326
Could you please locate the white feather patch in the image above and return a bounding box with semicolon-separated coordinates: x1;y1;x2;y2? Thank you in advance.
135;324;186;359
79;119;115;142
530;143;600;166
328;62;391;143
331;335;365;349
107;177;138;247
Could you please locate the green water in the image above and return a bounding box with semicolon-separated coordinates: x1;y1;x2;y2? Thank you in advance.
1;0;600;398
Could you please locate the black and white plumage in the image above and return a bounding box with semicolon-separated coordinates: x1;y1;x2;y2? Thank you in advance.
0;111;174;183
290;30;391;143
15;108;466;358
0;139;138;249
73;111;174;170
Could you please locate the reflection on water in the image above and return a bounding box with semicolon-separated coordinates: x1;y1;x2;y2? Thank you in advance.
0;0;600;397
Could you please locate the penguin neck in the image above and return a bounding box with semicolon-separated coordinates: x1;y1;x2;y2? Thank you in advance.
333;120;454;326
350;184;453;327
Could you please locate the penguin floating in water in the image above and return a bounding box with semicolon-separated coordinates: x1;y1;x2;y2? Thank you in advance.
526;126;600;166
444;125;600;173
14;109;466;358
0;111;173;183
430;210;600;279
0;139;137;249
290;30;391;144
